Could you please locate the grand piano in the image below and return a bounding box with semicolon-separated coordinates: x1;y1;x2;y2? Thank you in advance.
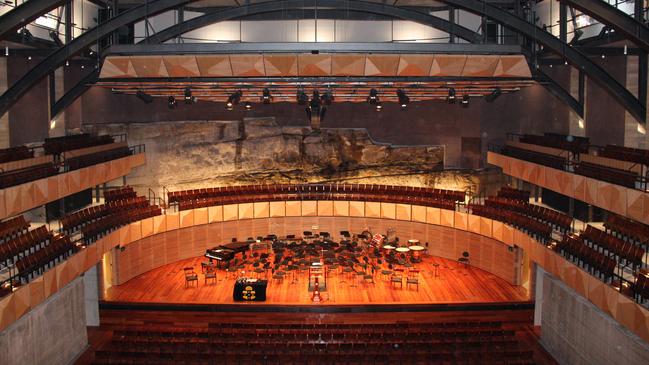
205;242;250;265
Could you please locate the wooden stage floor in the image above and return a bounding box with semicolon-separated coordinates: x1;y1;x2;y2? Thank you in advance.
103;255;530;306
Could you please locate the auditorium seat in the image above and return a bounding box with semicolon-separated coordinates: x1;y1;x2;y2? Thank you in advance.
44;133;115;156
0;145;34;164
501;145;567;170
0;162;58;189
574;162;638;189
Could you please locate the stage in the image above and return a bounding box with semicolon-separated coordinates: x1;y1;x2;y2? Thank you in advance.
102;255;530;309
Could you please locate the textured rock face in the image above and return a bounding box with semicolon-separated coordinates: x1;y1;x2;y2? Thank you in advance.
86;119;494;197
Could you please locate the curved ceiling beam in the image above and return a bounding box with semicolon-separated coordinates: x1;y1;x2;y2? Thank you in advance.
535;69;583;119
142;0;482;45
0;0;68;41
48;0;481;120
561;0;649;51
0;0;192;119
441;0;645;123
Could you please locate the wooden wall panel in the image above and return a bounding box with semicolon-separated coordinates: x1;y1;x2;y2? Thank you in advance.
317;201;334;216
380;202;396;220
395;204;411;221
426;207;441;225
301;201;317;216
333;201;350;216
440;209;454;227
223;204;238;221
269;202;286;217
411;205;426;223
349;201;365;217
194;208;208;226
238;203;254;220
365;202;380;218
179;210;194;228
285;201;301;216
253;202;270;218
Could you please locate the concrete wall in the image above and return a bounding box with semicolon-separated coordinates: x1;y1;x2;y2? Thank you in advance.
540;273;649;365
0;276;88;365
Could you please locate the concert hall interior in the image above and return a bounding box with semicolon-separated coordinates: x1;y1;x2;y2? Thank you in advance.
1;1;649;364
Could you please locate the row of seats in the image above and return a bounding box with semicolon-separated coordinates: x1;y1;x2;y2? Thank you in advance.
44;133;114;156
519;133;589;154
581;225;645;268
0;215;30;243
105;186;137;203
484;197;572;231
177;195;457;212
574;161;638;189
14;235;77;282
61;196;149;233
66;146;132;171
168;184;465;205
604;214;649;245
94;320;534;365
496;187;530;202
556;234;617;280
0;225;51;265
0;145;33;164
501;145;567;170
0;163;58;189
600;144;649;166
81;205;162;243
468;204;552;243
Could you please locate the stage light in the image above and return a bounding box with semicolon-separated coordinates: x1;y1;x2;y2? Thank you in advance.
136;90;153;104
375;102;383;111
306;91;326;127
262;88;271;104
484;88;502;103
49;120;56;130
297;89;309;105
367;89;379;105
321;90;334;105
167;96;177;109
447;88;456;104
638;123;646;135
226;90;242;110
461;94;469;107
245;102;252;110
396;89;409;110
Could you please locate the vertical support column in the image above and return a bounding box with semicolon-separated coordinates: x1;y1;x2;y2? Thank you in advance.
83;265;100;327
448;7;455;44
65;1;72;44
624;53;648;148
0;57;9;148
49;68;66;137
533;265;545;326
559;3;568;42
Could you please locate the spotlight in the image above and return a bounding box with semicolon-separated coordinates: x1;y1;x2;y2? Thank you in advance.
184;87;193;104
19;28;33;42
321;90;334;105
136;90;153;104
49;120;56;130
167;96;177;109
375;102;383;111
226;90;242;110
367;89;379;105
306;91;326;127
484;88;502;103
245;102;252;110
396;89;409;110
447;88;456;104
461;94;469;107
262;88;271;104
297;89;309;105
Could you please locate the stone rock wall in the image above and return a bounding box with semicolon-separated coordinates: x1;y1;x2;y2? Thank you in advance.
86;118;500;197
540;273;649;365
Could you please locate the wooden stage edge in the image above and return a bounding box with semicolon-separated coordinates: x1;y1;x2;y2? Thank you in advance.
99;300;535;313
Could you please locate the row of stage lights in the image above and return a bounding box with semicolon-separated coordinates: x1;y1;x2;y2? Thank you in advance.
138;87;501;110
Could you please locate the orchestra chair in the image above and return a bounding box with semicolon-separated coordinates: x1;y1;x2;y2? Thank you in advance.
391;273;403;288
204;267;217;285
406;270;419;291
184;267;198;288
457;251;470;268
